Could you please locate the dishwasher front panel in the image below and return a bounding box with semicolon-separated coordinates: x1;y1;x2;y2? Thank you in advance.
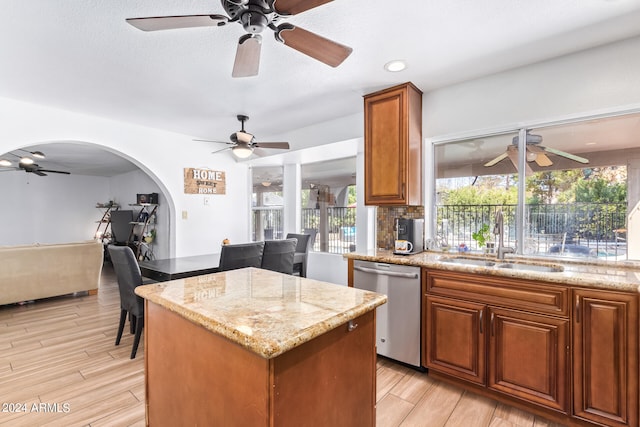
353;260;421;368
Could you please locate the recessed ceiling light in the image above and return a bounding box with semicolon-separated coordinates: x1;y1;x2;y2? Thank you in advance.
384;60;407;72
585;142;597;146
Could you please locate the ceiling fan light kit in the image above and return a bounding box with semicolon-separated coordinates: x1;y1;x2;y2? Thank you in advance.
232;143;254;158
126;0;352;78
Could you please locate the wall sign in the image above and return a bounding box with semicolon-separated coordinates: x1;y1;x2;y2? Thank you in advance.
184;168;226;195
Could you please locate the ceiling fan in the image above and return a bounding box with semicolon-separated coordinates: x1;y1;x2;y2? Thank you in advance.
126;0;353;78
195;114;290;158
19;163;71;177
484;132;589;174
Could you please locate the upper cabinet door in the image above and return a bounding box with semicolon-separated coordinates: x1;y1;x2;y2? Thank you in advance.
364;82;422;206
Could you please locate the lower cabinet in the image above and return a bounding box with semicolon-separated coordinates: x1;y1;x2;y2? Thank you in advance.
573;289;638;427
424;269;639;426
425;295;569;413
488;307;569;412
426;296;486;385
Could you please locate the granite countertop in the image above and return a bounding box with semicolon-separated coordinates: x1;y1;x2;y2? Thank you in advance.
344;250;640;293
135;267;387;359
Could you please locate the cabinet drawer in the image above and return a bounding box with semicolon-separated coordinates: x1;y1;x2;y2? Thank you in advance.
425;270;569;317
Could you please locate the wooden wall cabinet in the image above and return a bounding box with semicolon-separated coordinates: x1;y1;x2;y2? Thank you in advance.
573;289;638;427
364;82;422;206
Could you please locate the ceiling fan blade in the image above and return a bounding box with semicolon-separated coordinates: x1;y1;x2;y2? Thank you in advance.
540;146;589;164
483;151;508;167
506;145;533;174
193;139;233;145
526;145;553;167
232;34;262;78
254;142;290;149
273;0;333;15
275;24;352;67
533;153;553;167
38;169;70;175
32;170;47;176
212;147;232;155
126;14;228;32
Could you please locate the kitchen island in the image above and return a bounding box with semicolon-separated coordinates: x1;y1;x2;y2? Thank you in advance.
135;267;387;427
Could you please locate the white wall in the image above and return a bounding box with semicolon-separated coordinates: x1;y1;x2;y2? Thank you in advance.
306;252;348;286
423;36;640;138
0;171;109;245
0;97;249;257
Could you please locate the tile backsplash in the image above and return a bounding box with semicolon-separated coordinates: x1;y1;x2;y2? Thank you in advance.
376;206;425;250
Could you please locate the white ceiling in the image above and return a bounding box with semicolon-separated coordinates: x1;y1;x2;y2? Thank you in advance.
2;0;640;175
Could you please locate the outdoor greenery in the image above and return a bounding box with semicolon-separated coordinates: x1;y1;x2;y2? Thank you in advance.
437;166;628;251
527;167;626;204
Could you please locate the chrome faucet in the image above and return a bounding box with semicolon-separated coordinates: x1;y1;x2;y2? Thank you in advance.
494;210;515;260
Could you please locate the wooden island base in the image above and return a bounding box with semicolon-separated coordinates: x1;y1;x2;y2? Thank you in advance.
145;302;377;426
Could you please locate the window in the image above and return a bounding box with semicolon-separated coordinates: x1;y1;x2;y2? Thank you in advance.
433;113;638;261
251;166;283;241
301;158;356;254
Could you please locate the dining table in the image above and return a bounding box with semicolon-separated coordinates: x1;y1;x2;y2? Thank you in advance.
138;253;220;282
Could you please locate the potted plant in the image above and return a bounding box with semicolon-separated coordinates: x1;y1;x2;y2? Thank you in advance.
143;229;156;243
472;224;492;252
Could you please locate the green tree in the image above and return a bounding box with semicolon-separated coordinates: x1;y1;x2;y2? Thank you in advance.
574;177;626;203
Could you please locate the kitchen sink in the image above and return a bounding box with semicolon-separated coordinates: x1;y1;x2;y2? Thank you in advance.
439;256;564;273
496;262;564;273
440;257;496;267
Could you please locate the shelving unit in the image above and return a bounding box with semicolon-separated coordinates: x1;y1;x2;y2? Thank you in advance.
128;203;158;261
94;203;120;244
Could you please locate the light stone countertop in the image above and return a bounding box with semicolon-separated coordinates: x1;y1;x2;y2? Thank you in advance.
344;250;640;293
135;267;387;359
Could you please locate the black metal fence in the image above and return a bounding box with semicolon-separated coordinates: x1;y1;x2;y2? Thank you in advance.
251;207;356;254
436;203;627;256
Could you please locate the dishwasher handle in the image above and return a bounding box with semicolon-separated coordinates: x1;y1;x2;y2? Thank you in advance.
353;265;419;279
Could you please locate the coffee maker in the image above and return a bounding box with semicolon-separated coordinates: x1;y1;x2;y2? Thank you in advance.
395;218;424;254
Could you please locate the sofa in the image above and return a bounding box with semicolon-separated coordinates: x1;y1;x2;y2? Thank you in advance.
0;241;103;305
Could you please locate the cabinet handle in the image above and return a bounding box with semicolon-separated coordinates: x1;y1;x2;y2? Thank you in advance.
490;312;495;336
479;310;483;334
575;295;580;324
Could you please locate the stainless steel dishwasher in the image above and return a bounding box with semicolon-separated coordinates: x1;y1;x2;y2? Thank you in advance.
353;260;421;368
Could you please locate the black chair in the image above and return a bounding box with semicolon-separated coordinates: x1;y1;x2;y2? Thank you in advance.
261;238;297;275
218;241;265;272
108;245;145;359
109;210;134;245
287;233;314;277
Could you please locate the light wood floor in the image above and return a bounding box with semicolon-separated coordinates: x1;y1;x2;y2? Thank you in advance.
0;266;567;427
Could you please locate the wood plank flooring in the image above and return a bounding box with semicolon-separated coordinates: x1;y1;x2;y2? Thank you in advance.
0;265;567;427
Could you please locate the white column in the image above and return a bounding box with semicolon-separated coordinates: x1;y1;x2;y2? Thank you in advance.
283;163;301;236
355;137;376;252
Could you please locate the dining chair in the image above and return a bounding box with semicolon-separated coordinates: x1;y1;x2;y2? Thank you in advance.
286;232;314;277
108;245;145;359
261;238;297;275
218;241;265;271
